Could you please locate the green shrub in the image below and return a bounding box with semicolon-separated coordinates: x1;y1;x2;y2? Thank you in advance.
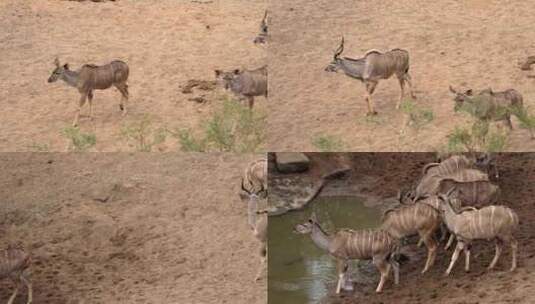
121;114;167;152
400;99;434;128
175;97;266;152
61;127;96;152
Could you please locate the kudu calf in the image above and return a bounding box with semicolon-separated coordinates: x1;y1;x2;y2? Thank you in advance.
48;58;130;126
324;37;415;116
215;65;267;109
253;10;268;44
449;86;523;129
0;244;32;304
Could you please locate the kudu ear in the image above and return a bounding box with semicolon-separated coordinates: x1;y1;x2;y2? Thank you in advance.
465;89;473;96
63;63;70;70
233;69;241;75
54;58;60;67
449;85;457;94
310;212;318;222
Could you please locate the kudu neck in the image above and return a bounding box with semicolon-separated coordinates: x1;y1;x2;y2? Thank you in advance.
339;59;365;79
310;223;332;252
60;69;80;87
441;199;458;228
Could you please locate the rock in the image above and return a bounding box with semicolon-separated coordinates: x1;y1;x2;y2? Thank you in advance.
275;152;310;173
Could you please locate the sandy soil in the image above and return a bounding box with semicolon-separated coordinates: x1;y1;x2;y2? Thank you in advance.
268;0;535;151
0;0;267;152
278;153;535;304
0;153;266;303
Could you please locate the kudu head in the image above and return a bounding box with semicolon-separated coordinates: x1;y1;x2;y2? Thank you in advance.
324;37;345;73
293;212;319;234
215;69;241;90
239;177;267;201
449;85;474;112
437;187;458;212
48;58;70;83
397;188;416;205
253;10;268;44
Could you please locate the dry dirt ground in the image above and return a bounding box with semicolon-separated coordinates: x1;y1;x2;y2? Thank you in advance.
280;153;535;304
268;0;535;151
0;0;266;152
0;153;266;303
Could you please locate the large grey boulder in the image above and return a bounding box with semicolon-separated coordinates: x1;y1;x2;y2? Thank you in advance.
275;152;310;173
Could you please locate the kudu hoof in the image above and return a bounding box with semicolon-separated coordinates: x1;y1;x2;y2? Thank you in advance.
366;111;378;116
119;104;124;111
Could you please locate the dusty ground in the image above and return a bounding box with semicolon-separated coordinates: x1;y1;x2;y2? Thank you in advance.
268;0;535;151
0;153;266;303
271;153;535;304
0;0;266;152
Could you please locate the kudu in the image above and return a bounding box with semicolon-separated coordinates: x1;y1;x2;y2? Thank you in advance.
239;159;268;281
253;10;268;44
449;86;523;129
215;66;267;109
294;213;400;293
438;188;519;275
0;244;32;304
48;58;130;126
324;37;415;116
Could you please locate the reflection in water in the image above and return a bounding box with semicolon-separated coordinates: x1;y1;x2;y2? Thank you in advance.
268;196;381;304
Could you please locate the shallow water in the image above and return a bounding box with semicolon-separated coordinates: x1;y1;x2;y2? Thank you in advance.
268;196;382;304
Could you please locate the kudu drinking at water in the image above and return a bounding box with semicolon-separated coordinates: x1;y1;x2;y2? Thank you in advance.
48;58;130;126
324;37;415;116
294;213;400;293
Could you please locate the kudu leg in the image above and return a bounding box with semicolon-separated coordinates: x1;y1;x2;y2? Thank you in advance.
488;239;503;270
116;83;128;115
390;258;400;285
373;256;390;293
7;286;19;304
510;238;518;271
335;259;348;294
404;73;416;99
247;96;255;110
464;245;471;272
445;234;455;250
420;231;438;274
446;241;465;275
506;117;514;130
396;77;405;109
365;81;378;116
20;273;32;304
73;94;87;127
88;90;94;120
255;245;267;281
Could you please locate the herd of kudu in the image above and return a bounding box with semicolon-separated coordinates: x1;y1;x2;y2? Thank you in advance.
47;11;269;127
294;153;519;294
325;36;535;136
